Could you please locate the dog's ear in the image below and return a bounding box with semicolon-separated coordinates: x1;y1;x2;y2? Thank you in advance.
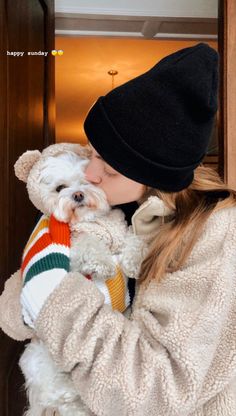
14;150;41;182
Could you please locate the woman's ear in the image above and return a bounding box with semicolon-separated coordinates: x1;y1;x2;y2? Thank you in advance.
14;150;41;183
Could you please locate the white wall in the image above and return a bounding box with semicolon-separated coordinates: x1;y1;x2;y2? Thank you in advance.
55;0;218;19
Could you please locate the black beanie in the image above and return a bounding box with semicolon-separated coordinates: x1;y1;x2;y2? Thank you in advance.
84;43;219;192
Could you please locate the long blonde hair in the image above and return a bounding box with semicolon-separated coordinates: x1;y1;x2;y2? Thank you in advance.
139;165;236;286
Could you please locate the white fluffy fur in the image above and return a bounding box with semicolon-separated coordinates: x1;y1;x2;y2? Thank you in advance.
38;152;119;279
38;152;110;223
19;149;148;416
20;340;90;416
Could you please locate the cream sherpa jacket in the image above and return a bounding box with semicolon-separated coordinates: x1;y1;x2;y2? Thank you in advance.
1;197;236;416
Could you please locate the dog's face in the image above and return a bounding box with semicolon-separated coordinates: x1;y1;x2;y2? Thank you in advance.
33;151;110;222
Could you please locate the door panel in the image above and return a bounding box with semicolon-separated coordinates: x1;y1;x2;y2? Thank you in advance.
0;1;55;414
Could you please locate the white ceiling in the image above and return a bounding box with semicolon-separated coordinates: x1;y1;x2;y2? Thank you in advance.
55;0;218;40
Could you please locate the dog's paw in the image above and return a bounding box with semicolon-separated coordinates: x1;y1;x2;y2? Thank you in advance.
120;255;141;279
80;256;117;280
70;234;117;280
120;234;149;279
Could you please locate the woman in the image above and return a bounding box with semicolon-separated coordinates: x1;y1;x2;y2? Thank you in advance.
1;43;236;416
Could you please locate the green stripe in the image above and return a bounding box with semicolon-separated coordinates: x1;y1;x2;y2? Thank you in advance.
24;253;70;285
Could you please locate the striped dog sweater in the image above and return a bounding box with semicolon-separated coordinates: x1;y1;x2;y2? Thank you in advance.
21;214;130;316
22;215;70;284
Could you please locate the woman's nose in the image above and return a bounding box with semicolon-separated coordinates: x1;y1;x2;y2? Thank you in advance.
84;163;102;184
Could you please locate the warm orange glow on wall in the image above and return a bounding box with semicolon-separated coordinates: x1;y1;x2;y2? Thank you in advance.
55;37;217;144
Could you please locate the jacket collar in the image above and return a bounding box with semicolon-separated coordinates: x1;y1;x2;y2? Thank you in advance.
131;196;175;236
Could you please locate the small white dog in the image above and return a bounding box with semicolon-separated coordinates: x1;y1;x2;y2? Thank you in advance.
16;144;148;416
37;150;141;281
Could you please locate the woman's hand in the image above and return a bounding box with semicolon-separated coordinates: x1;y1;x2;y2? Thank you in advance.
20;214;70;328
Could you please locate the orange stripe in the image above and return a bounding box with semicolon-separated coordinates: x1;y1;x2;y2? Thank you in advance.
49;215;71;247
105;267;126;312
23;217;49;254
21;232;52;272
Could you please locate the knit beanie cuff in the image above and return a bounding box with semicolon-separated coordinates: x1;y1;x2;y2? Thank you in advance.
84;97;200;192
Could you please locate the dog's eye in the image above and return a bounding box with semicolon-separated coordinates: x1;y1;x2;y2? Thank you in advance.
56;184;66;193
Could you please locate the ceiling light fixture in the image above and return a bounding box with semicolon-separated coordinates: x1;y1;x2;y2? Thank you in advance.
108;69;118;90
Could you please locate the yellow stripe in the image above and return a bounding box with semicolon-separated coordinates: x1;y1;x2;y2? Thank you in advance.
23;217;49;255
105;267;126;312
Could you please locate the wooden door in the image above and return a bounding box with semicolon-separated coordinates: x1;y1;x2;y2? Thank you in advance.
218;0;236;189
0;0;55;414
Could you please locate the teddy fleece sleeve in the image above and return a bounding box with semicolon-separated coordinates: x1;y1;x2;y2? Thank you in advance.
34;210;236;416
0;270;34;340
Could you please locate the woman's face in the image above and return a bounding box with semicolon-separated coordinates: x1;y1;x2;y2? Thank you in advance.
84;144;145;206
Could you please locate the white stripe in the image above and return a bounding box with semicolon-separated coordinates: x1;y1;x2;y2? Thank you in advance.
23;243;70;280
21;305;34;328
124;277;130;308
93;279;111;305
21;268;66;321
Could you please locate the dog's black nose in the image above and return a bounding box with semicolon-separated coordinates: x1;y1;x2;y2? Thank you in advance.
73;192;84;203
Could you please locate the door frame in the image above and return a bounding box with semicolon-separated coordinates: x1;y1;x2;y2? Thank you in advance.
218;0;236;189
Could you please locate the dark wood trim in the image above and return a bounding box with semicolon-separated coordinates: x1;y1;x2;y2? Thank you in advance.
218;0;227;182
42;0;55;147
0;0;9;290
226;0;236;189
218;0;236;189
0;1;55;414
